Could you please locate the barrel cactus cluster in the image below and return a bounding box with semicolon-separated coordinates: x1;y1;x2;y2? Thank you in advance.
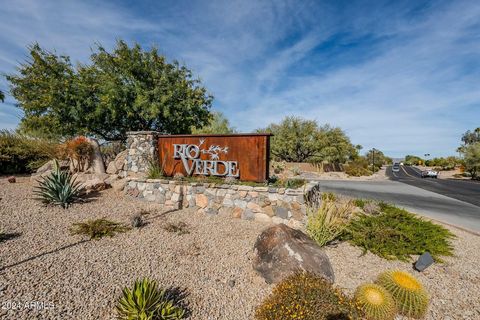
377;270;429;318
354;270;429;319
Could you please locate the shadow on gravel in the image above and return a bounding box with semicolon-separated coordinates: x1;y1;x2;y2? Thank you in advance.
0;239;90;272
0;232;22;243
166;286;191;318
143;209;180;223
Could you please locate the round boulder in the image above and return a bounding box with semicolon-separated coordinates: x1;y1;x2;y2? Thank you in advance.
253;224;334;284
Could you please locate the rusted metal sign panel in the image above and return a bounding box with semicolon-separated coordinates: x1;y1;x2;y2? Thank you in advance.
157;134;271;182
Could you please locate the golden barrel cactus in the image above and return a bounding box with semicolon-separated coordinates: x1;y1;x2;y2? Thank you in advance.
354;283;396;320
376;270;429;318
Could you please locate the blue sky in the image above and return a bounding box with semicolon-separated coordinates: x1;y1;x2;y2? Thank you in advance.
0;0;479;158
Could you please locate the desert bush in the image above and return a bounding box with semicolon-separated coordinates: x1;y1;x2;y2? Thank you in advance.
290;165;301;176
70;219;129;239
344;204;455;261
321;192;336;202
353;198;367;209
100;140;126;165
34;160;84;208
376;270;429;319
271;161;286;174
354;283;396;320
60;136;93;172
116;278;185;320
0;130;59;174
345;158;373;177
306;198;355;247
255;272;361;320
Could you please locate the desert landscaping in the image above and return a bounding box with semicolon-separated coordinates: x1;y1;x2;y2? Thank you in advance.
1;175;480;319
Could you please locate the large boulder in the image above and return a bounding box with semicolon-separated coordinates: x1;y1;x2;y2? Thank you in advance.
81;178;109;194
106;150;128;174
87;138;105;174
253;224;334;284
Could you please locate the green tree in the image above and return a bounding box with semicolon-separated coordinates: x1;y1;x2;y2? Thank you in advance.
259;116;321;162
315;125;357;163
461;127;480;145
7;41;213;141
258;116;356;163
404;155;423;165
192;111;235;134
7;44;79;139
365;149;388;171
464;142;480;179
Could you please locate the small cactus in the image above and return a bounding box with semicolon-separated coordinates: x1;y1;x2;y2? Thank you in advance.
376;270;429;318
354;283;396;320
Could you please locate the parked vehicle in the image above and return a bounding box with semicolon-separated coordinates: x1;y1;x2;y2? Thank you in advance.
421;170;438;178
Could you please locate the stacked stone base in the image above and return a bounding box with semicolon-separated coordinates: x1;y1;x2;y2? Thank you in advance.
124;178;320;226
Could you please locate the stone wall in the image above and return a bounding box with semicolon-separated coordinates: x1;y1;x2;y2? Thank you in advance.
125;131;159;174
124;179;320;226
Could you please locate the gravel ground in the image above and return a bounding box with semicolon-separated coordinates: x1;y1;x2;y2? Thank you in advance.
326;226;480;319
1;177;479;319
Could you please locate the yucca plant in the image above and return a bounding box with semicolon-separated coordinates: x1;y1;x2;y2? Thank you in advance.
376;270;429;319
354;283;396;320
116;278;185;320
34;159;83;208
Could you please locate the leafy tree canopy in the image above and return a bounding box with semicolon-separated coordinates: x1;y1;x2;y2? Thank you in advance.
191;111;235;134
461;127;480;146
258;116;357;163
464;142;480;179
7;41;213;141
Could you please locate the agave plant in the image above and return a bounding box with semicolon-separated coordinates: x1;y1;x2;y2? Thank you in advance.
34;159;83;208
116;278;185;320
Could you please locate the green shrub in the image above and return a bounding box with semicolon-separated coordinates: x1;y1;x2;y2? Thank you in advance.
321;192;336;202
290;166;301;176
0;130;59;174
116;278;185;320
147;160;164;179
353;198;367;209
345;157;373;177
271;161;286;174
376;270;429;319
34;160;84;208
70;219;129;239
345;164;372;177
354;283;396;320
255;273;361;320
344;204;455;261
307;198;355;247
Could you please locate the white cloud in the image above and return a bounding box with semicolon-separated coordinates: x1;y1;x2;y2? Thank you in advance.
0;0;479;157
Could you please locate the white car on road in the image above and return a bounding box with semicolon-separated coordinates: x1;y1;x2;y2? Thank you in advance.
421;170;438;178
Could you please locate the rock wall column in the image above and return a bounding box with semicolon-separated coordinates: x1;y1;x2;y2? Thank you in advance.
125;131;159;175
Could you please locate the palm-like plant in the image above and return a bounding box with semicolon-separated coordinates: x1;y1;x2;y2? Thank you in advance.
34;159;83;208
116;278;185;320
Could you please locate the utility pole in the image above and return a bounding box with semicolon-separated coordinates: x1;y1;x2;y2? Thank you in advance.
372;148;376;172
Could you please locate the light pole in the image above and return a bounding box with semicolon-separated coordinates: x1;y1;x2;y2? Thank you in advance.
372;148;377;172
424;153;430;167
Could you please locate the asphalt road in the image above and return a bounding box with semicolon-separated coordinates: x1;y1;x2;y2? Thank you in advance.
387;165;480;207
314;177;480;232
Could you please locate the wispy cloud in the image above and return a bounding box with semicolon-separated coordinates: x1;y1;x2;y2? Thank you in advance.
0;0;479;157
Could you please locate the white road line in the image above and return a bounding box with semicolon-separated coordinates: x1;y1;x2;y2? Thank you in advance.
400;165;417;178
